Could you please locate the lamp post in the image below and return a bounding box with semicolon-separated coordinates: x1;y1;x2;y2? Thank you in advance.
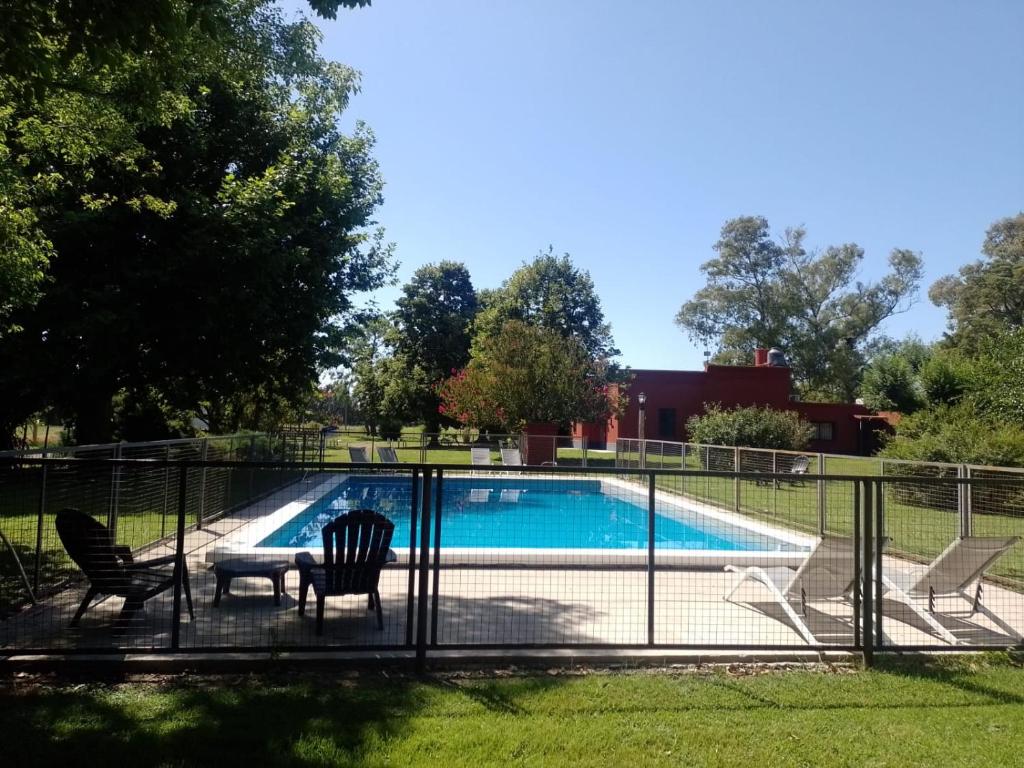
637;392;647;469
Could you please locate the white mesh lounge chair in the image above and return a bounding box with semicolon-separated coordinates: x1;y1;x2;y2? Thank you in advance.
723;536;859;644
348;446;370;463
377;447;399;463
882;535;1021;645
501;446;556;467
500;447;523;466
470;447;492;466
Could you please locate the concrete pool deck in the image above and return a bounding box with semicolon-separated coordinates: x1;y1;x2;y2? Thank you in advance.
3;474;1023;655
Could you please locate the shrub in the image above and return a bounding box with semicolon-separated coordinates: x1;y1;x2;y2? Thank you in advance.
880;402;1024;513
686;404;813;452
881;402;1024;467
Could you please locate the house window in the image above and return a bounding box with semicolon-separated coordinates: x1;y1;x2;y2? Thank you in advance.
812;422;834;441
657;408;676;439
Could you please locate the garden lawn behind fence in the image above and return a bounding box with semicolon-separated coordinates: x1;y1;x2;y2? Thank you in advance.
3;655;1024;767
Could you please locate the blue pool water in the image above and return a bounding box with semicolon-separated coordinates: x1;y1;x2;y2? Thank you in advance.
257;477;803;552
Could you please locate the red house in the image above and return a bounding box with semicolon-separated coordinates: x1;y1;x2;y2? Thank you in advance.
573;349;885;455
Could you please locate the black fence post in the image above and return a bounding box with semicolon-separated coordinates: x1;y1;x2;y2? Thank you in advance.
415;468;433;672
405;468;420;648
430;469;443;647
32;463;47;592
647;471;656;646
853;480;861;651
861;479;874;668
107;443;122;536
171;466;188;650
197;438;208;530
874;479;885;651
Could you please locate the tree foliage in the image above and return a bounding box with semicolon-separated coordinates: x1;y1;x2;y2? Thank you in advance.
874;329;1024;467
438;321;619;432
929;212;1024;353
970;328;1024;427
881;401;1024;468
859;338;933;414
675;216;923;401
473;248;619;361
390;261;478;435
0;0;394;445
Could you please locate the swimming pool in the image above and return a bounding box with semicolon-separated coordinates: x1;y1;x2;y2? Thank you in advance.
254;476;806;553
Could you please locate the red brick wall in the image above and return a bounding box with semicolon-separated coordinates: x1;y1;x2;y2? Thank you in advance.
792;401;873;454
573;365;876;455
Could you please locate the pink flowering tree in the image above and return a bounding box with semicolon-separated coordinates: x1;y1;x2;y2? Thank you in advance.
438;321;621;432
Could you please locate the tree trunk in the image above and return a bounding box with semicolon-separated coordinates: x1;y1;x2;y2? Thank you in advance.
72;387;116;445
424;413;441;447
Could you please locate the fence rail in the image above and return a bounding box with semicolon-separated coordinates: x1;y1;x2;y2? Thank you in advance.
2;456;1023;667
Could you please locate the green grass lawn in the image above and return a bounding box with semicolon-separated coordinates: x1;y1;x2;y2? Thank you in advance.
4;655;1024;767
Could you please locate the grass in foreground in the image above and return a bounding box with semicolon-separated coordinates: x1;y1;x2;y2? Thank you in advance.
4;654;1024;767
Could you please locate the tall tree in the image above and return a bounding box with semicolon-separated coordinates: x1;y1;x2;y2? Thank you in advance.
390;261;478;438
929;212;1024;352
349;318;392;437
473;248;620;361
438;321;619;432
675;216;923;401
0;1;394;445
0;1;370;334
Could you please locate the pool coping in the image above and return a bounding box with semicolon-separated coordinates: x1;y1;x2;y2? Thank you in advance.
207;472;815;568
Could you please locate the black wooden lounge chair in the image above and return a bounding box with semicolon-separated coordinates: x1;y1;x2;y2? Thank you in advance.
756;454;812;488
55;508;194;627
295;509;397;634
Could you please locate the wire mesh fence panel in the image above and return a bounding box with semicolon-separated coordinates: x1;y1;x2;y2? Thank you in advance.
616;439;641;469
4;458;1023;657
652;471;855;648
553;436;586;467
642;440;685;471
967;466;1024;589
881;459;962;564
677;444;737;511
430;469;648;647
737;448;774;521
876;475;1024;649
172;465;416;651
0;460;178;651
0;462;49;616
823;453;881;478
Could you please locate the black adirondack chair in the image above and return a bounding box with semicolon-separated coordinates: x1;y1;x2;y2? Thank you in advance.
55;508;194;627
295;510;396;635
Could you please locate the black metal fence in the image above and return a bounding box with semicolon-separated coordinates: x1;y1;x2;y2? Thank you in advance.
2;458;1023;666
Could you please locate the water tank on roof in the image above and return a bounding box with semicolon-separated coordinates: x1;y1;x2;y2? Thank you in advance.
767;347;787;367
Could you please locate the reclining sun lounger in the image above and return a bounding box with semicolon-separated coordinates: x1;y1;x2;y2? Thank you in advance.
470;447;492;466
723;536;858;644
501;446;556;467
377;446;399;463
882;535;1021;645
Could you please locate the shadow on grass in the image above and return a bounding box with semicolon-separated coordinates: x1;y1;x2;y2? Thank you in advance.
5;656;1024;766
0;671;437;767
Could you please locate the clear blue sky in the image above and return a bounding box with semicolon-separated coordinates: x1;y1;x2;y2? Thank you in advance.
291;0;1024;370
